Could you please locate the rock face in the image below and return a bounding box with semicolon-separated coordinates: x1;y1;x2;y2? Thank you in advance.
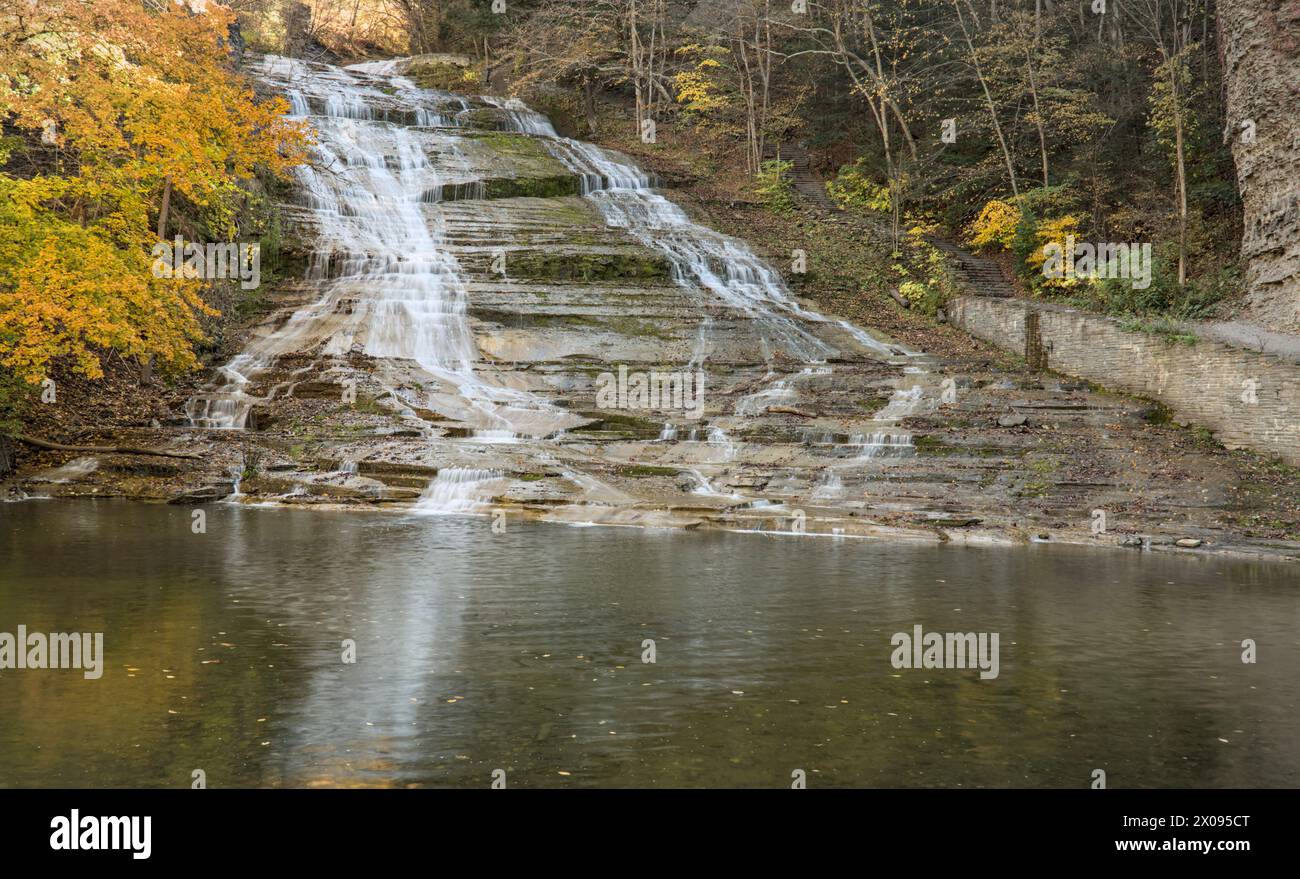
15;53;1297;557
1219;1;1300;332
176;54;928;532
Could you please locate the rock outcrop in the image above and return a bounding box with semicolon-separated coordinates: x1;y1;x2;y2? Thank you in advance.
1219;1;1300;332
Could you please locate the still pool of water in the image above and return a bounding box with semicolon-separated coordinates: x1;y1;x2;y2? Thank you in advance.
0;500;1296;788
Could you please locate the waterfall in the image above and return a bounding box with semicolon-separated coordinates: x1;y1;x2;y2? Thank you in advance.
225;465;245;500
852;432;915;459
707;426;737;461
735;366;830;417
416;468;505;513
185;55;552;438
812;470;844;498
173;53;935;520
477;96;558;136
544;138;843;364
36;457;99;483
683;467;736;498
541;136;925;430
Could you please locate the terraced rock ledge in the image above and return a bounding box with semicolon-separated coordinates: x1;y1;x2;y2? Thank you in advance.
8;54;1297;563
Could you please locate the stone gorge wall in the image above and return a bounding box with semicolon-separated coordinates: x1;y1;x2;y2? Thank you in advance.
1219;0;1300;333
948;297;1300;466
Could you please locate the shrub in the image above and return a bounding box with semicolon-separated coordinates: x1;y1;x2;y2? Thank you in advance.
672;45;730;117
827;160;892;212
890;228;959;315
1024;213;1086;293
968;199;1021;251
754;159;797;213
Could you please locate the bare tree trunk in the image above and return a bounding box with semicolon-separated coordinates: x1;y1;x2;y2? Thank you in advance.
629;0;644;134
156;176;171;240
1125;0;1190;286
1024;47;1049;187
0;435;13;478
956;1;1019;197
757;1;772;174
1172;87;1188;286
734;0;764;174
583;72;598;136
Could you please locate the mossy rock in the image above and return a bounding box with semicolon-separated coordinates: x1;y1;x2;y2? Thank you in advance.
484;175;581;200
614;464;681;478
424;175;581;203
408;59;481;92
464;131;551;159
912;434;1007;458
574;410;665;433
505;249;673;282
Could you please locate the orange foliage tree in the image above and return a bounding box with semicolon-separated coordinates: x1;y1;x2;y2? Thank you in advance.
0;0;307;384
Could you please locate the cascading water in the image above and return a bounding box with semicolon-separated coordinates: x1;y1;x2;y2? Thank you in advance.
545;138;848;365
186;56;556;438
35;457;99;484
707;426;737;462
543;135;931;438
178;53;934;521
416;468;505;513
812;470;844;498
477;96;558;136
852;432;914;459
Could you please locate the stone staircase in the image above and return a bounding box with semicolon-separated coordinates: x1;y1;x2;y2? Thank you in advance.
766;141;838;211
928;239;1017;298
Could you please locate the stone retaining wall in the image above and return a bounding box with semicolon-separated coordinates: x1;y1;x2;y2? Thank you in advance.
948;296;1300;465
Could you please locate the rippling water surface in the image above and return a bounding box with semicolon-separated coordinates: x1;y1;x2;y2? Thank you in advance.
1;501;1296;788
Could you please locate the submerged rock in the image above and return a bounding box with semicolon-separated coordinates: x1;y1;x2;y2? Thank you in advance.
167;484;234;504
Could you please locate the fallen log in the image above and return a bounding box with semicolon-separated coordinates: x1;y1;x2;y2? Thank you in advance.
887;288;911;309
8;433;203;461
767;406;817;418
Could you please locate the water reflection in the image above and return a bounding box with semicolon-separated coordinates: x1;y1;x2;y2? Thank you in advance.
1;500;1296;788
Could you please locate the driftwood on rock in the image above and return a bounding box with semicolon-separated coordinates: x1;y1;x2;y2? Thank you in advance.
8;433;203;461
767;406;817;418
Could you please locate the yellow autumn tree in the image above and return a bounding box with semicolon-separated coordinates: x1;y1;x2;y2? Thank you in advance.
968;199;1021;251
0;0;308;383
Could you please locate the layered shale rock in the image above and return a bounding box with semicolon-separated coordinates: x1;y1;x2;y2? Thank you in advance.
14;54;1297;560
1219;0;1300;332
